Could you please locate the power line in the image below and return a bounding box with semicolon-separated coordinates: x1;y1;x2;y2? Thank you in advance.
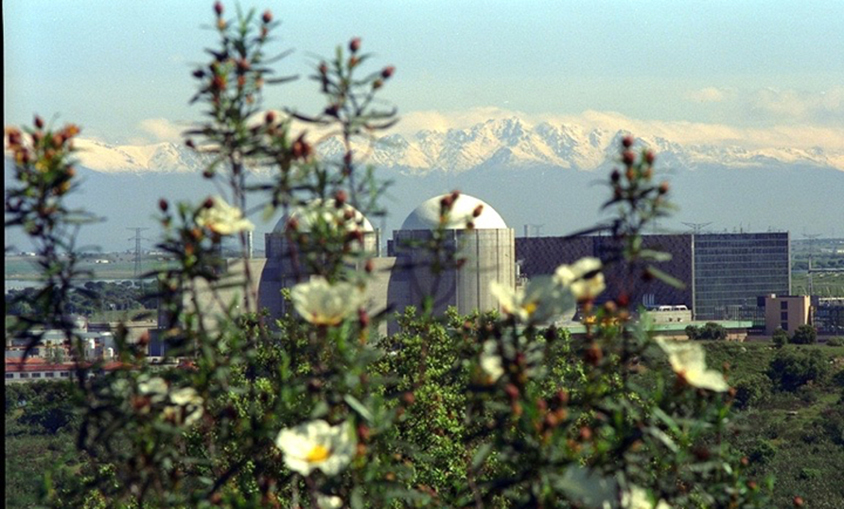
127;227;150;278
682;222;712;235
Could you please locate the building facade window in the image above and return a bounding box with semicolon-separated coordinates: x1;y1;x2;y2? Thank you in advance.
5;373;13;379
781;322;788;331
20;373;29;378
781;301;788;310
45;372;55;378
32;373;42;378
781;311;788;321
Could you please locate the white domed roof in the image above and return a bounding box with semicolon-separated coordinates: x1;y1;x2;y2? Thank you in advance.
401;194;508;230
273;199;374;233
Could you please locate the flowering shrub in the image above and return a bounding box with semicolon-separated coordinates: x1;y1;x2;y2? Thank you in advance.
4;3;772;508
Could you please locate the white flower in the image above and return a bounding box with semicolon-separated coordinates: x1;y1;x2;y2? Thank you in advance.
316;493;344;509
138;375;169;403
655;337;729;392
480;340;504;382
554;257;606;301
491;277;574;324
290;277;365;326
167;387;205;427
196;196;255;235
621;485;671;509
275;419;357;476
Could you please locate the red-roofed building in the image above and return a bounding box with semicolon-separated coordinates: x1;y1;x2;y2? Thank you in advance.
4;357;129;384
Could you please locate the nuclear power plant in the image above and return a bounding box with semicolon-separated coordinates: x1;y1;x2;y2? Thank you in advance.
257;194;516;333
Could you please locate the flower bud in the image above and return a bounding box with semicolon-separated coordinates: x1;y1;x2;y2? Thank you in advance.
34;115;44;129
472;204;484;217
622;150;636;166
349;37;361;53
381;66;395;79
203;197;215;209
193;69;205;79
261;9;273;23
402;391;415;405
622;135;634;148
264;111;276;124
658;181;670;195
645;150;655;164
214;1;223;16
334;189;347;206
610;169;620;183
504;384;520;400
579;426;592;441
159;199;169;212
365;259;374;273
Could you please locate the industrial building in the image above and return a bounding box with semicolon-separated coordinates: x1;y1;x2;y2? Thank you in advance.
516;232;791;323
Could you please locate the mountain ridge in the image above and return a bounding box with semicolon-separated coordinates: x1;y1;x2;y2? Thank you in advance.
66;117;844;175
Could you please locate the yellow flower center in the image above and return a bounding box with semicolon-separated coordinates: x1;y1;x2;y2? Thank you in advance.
524;302;538;316
305;444;331;463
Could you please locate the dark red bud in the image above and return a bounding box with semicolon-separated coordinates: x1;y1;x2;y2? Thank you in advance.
402;392;415;405
318;62;328;75
203;197;215;209
349;37;361;53
214;1;223;16
658;181;670;195
472;204;484;218
159;199;169;212
334;190;347;206
645;150;656;164
381;66;395;79
261;10;273;23
504;384;520;400
622;150;636;166
365;259;374;273
610;169;620;183
34;116;44;129
358;308;369;328
622;135;634;148
265;111;276;124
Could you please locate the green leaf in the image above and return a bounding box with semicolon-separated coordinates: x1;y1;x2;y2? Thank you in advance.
471;442;493;471
639;249;672;262
344;394;373;423
646;265;686;289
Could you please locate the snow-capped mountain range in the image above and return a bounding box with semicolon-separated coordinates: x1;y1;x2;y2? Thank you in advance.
72;117;844;174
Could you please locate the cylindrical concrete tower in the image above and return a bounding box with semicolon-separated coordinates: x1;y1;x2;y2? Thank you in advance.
393;194;515;317
260;199;378;321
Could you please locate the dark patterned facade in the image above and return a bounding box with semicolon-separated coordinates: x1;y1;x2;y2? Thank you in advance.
516;232;790;321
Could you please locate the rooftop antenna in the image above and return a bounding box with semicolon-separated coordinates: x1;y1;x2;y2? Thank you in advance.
127;227;150;279
682;222;712;235
529;224;545;237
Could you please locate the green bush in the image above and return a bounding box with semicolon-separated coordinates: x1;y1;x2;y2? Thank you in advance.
767;347;830;392
772;328;789;348
733;374;773;410
790;324;818;345
826;336;844;347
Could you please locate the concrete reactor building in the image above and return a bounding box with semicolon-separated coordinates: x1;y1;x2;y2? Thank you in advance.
256;193;516;333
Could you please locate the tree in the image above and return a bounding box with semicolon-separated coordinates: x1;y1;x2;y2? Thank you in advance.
772;328;789;348
790;324;818;345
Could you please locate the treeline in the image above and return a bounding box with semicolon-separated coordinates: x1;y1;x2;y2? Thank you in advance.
5;281;157;317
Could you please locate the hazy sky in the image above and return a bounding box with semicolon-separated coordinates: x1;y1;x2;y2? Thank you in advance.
5;0;844;147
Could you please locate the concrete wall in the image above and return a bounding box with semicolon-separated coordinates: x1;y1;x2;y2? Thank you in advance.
765;295;811;335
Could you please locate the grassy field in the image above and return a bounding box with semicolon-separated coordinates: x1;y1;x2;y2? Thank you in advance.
5;256;174;281
792;271;844;297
